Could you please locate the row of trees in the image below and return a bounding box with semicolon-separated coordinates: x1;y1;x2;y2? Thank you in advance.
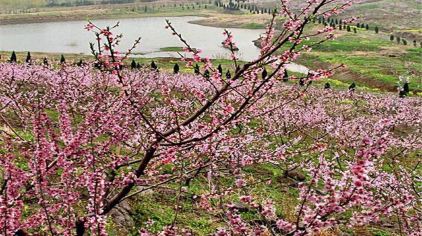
141;3;209;13
214;0;276;14
390;35;422;47
315;16;379;34
7;52;413;98
1;0;213;14
316;17;422;48
46;0;135;7
7;51;68;65
315;17;422;48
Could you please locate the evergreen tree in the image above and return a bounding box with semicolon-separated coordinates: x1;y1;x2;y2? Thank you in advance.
262;68;267;79
399;89;407;98
43;57;49;66
194;64;200;75
365;24;369;30
324;82;331;89
402;39;407;45
375;26;379;34
60;54;66;64
399;84;409;98
356;23;360;28
204;69;210;78
396;37;401;44
403;82;410;94
347;25;351;32
413;40;417;47
131;59;137;69
349;82;356;92
339;24;343;30
10;51;17;63
353;27;357;33
226;70;231;79
173;63;180;74
151;60;158;70
25;52;31;64
390;35;394;41
217;64;223;75
282;70;289;82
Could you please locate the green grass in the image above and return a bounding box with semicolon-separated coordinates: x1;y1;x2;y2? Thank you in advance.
122;163;299;235
160;47;185;52
243;22;265;29
132;57;242;74
0;51;242;74
159;46;200;53
312;34;391;52
295;23;422;92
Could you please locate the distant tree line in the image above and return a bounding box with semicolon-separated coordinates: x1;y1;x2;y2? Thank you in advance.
314;16;422;48
46;0;136;7
214;0;276;14
314;16;371;34
141;1;211;13
390;35;421;47
4;51;416;98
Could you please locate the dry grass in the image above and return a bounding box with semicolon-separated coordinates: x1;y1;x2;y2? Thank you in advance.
189;11;273;29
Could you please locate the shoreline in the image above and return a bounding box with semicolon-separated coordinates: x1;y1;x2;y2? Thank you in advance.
0;12;207;26
0;7;269;30
0;13;209;26
0;50;309;75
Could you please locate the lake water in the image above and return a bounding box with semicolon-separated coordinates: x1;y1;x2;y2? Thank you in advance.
0;16;310;73
0;16;266;61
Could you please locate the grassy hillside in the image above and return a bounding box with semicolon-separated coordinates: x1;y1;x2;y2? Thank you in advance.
342;0;422;41
297;24;422;93
254;0;421;39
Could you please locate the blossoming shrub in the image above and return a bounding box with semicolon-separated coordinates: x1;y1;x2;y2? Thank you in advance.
2;0;420;235
1;62;420;235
